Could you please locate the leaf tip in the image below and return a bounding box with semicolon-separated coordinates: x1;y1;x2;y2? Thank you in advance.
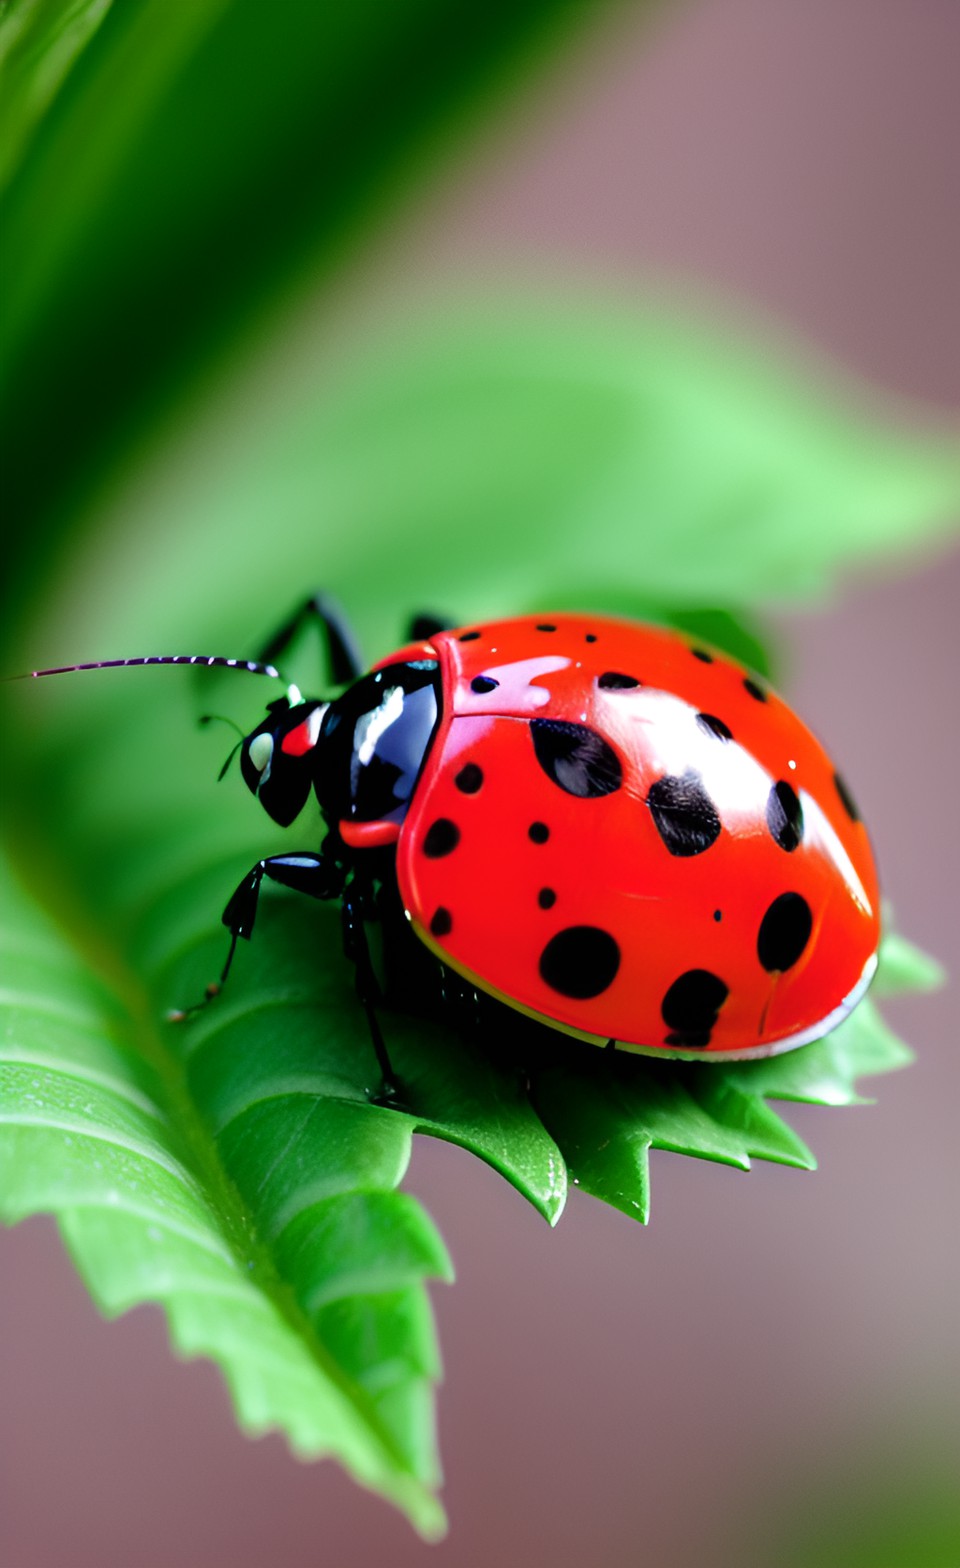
407;1490;448;1543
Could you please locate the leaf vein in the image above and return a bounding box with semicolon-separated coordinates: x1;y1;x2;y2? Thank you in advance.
0;1110;201;1189
0;1049;162;1117
0;985;110;1031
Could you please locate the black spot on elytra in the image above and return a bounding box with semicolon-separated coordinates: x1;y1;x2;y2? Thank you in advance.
692;648;714;664
744;677;767;702
538;887;557;910
585;633;597;643
696;712;733;741
766;780;804;852
539;926;620;999
713;909;723;922
423;818;460;858
647;770;721;857
834;771;861;822
471;675;499;694
661;968;729;1048
458;631;481;642
598;671;641;689
757;892;813;972
454;762;483;794
536;623;557;633
529;821;550;844
530;719;622;798
430;907;453;938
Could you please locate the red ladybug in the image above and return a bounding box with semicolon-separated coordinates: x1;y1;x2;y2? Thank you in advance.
25;602;879;1080
225;605;880;1070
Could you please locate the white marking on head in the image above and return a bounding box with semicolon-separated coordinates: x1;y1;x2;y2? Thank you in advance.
248;732;274;778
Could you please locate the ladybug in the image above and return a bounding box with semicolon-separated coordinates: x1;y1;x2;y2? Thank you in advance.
25;598;880;1092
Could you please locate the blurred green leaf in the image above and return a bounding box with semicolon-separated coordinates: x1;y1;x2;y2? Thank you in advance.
872;925;946;996
0;0;614;617
749;1431;960;1568
656;606;775;679
244;300;959;618
27;294;958;669
0;0;115;191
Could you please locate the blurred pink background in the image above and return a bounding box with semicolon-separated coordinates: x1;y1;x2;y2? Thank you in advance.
3;3;958;1564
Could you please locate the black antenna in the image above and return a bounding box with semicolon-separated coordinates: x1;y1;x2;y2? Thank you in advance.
199;714;248;782
199;713;247;738
217;740;245;782
8;654;283;682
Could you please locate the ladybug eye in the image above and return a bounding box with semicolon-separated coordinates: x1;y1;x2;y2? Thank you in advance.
248;732;274;775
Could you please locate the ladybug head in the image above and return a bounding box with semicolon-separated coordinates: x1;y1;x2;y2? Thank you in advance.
240;696;328;826
239;659;442;831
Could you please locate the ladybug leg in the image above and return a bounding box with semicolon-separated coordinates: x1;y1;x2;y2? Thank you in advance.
341;882;406;1108
257;593;364;686
168;851;345;1020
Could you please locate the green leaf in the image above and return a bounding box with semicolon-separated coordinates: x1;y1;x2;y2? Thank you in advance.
234;299;957;617
750;1429;960;1568
27;293;958;668
467;917;923;1233
873;925;946;996
0;0;115;193
525;990;911;1224
0;0;615;614
165;895;567;1230
0;849;452;1536
0;658;565;1525
530;1051;814;1225
0;627;930;1512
